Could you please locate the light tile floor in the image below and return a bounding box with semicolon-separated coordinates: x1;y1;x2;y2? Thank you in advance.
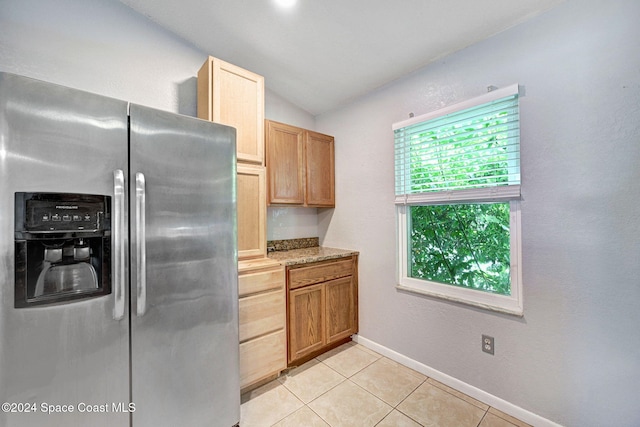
241;342;532;427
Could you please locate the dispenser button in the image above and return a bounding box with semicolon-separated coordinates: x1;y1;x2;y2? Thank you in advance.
74;246;91;261
62;214;71;221
42;214;50;222
73;215;82;221
52;214;61;221
84;214;92;221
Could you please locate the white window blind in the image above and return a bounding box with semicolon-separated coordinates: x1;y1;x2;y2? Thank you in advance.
394;84;520;205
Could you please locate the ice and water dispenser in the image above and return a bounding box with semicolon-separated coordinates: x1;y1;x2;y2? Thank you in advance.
14;192;112;307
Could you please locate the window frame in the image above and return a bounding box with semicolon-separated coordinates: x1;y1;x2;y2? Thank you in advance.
396;201;523;316
394;85;523;316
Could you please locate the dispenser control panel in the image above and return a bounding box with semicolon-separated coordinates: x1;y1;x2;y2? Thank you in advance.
24;197;106;232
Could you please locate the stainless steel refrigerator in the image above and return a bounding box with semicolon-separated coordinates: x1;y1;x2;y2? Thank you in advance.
0;72;240;426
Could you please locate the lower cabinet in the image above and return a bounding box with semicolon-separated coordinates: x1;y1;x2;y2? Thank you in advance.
238;259;286;391
287;255;358;365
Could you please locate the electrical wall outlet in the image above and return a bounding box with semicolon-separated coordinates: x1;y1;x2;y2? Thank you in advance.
482;335;494;355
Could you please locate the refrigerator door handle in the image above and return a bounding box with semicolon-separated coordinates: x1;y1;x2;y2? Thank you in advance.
136;172;147;316
113;169;126;321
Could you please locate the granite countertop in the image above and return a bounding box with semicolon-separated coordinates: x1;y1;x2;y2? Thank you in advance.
267;246;359;266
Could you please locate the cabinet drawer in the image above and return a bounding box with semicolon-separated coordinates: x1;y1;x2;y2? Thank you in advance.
240;330;286;389
288;257;353;290
239;266;284;296
239;289;285;342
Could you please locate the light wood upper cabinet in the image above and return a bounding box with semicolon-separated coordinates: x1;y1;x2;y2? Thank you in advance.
197;57;267;260
265;120;335;207
198;57;265;165
265;120;304;204
237;164;266;259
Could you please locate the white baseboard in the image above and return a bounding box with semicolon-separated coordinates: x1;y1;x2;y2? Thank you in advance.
353;335;563;427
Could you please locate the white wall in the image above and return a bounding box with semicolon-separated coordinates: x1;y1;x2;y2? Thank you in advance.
265;88;315;130
0;0;206;115
0;0;313;125
316;0;640;425
0;0;318;241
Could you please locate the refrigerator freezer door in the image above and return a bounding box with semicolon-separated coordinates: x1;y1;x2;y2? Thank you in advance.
0;73;130;426
129;104;240;426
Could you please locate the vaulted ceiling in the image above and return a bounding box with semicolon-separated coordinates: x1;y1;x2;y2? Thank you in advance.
119;0;565;115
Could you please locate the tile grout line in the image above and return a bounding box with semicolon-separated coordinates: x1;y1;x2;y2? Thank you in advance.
318;352;430;427
386;376;429;426
338;351;430;425
476;410;490;427
280;359;348;405
268;392;306;427
323;352;493;427
425;378;489;411
286;351;389;427
270;356;348;427
255;345;526;427
308;352;428;426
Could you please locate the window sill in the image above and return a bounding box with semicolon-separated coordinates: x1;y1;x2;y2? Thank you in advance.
396;284;524;317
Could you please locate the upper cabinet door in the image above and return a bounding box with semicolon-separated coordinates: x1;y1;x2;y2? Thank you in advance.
305;130;335;207
198;57;265;165
266;120;305;205
237;164;267;259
